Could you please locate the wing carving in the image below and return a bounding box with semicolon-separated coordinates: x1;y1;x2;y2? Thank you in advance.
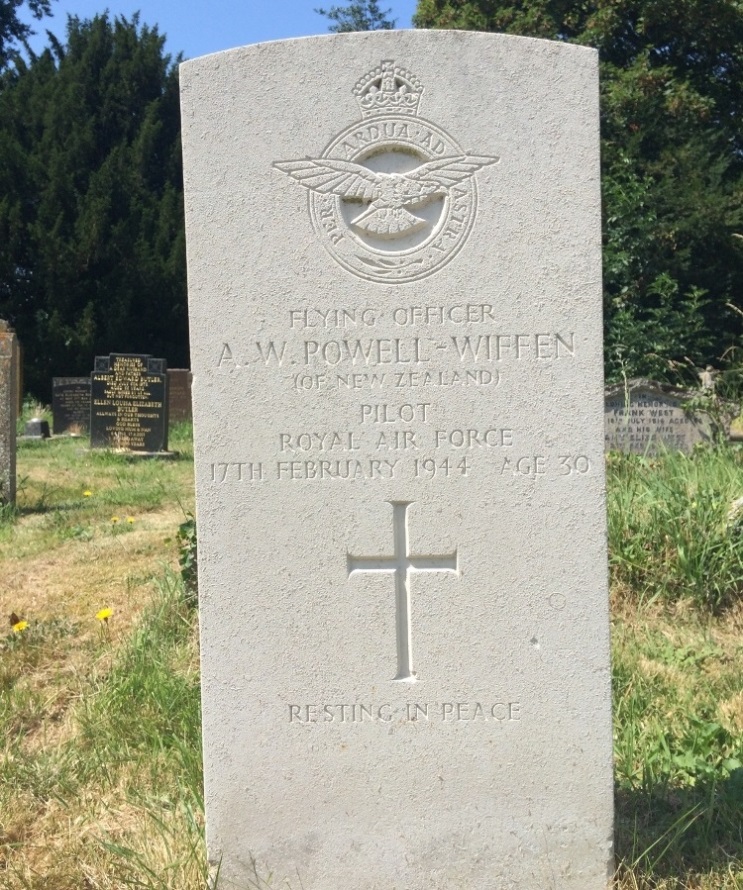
273;159;381;201
274;153;499;238
403;155;499;198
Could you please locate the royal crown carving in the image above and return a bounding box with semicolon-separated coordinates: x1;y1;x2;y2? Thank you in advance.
353;59;423;118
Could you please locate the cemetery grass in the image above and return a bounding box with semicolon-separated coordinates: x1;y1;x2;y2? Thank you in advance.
2;436;743;888
609;447;743;890
0;425;206;889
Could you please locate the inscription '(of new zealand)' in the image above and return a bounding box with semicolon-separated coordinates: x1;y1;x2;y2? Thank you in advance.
274;60;498;283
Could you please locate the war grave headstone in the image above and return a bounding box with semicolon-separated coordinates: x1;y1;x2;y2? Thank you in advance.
166;369;193;423
52;377;92;435
90;353;168;451
181;31;612;890
605;380;712;453
0;320;18;503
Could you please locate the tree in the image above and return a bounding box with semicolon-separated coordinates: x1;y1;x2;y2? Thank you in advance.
316;0;396;32
0;0;55;69
0;13;186;398
413;0;743;383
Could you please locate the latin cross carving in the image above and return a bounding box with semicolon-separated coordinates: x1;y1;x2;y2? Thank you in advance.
347;501;458;682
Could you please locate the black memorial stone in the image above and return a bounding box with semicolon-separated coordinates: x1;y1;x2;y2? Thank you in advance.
52;377;91;435
24;418;50;439
91;354;168;451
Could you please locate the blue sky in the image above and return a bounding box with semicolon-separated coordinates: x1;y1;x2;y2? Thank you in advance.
22;0;419;61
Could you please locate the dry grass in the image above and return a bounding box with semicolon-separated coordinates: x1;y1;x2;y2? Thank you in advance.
1;429;202;889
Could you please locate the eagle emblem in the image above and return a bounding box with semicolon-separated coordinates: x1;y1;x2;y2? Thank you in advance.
274;155;497;239
274;59;499;283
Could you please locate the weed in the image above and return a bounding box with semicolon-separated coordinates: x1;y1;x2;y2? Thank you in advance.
607;447;743;610
177;513;198;606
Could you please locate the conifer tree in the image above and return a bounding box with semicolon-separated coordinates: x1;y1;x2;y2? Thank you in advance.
0;0;55;69
0;13;186;397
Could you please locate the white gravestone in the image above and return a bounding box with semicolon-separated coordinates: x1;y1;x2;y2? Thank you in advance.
181;31;612;890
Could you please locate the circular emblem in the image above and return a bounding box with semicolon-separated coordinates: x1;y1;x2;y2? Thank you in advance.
309;115;479;283
274;60;498;285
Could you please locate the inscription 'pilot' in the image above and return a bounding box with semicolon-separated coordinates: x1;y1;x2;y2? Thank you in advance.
361;403;430;423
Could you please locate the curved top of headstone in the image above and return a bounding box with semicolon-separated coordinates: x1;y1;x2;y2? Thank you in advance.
605;378;699;400
180;28;599;66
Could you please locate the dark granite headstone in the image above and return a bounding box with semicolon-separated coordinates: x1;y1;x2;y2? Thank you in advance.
605;380;712;453
52;377;91;435
91;353;168;451
24;418;50;439
167;369;193;423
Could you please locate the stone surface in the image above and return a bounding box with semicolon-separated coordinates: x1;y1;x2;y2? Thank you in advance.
605;380;711;453
24;418;50;439
90;353;168;451
14;340;23;412
181;31;612;890
52;377;92;435
0;320;18;503
166;368;193;422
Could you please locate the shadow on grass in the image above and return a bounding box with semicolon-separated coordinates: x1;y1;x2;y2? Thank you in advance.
615;770;743;881
16;501;83;516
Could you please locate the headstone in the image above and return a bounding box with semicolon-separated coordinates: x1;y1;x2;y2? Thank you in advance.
605;380;712;453
24;418;50;439
52;377;92;435
15;339;23;413
0;320;18;503
181;32;612;890
90;353;168;451
166;368;193;423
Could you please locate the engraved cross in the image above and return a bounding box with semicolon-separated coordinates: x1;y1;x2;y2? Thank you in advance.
347;501;458;682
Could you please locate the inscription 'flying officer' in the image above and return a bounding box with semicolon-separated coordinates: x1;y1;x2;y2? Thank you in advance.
274;155;498;238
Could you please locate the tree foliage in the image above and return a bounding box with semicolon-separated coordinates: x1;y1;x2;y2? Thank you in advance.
0;0;54;69
413;0;743;383
0;13;186;398
316;0;396;32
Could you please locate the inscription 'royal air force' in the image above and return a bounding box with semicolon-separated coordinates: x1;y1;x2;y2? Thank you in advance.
274;60;498;283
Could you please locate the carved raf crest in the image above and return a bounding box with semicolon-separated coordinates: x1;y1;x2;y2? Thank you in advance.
274;60;499;283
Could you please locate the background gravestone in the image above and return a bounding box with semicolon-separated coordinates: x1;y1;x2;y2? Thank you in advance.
182;31;612;890
90;353;168;451
166;369;192;423
14;340;23;412
0;321;18;503
605;380;712;453
52;377;92;435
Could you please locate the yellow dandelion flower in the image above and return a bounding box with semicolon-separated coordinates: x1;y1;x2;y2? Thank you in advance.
83;490;92;497
96;608;113;622
111;516;120;524
126;516;135;524
12;619;28;633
